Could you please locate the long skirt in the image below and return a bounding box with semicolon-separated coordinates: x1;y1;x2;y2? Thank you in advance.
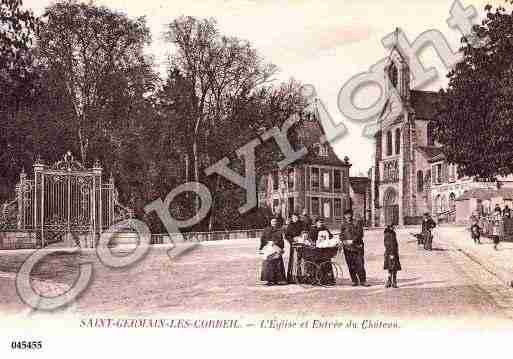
286;245;296;282
261;256;286;283
383;254;401;271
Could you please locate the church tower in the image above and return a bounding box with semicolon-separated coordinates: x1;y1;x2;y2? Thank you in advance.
373;43;416;226
371;36;441;227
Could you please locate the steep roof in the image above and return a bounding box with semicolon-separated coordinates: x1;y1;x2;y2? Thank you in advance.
293;118;351;168
410;90;439;120
350;177;370;194
417;146;444;160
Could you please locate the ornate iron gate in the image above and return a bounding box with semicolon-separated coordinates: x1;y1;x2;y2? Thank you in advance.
1;152;132;248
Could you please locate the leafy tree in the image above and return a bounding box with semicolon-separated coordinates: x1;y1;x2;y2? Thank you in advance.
435;2;513;179
161;17;307;230
37;2;152;164
163;17;277;202
0;0;38;72
0;0;40;199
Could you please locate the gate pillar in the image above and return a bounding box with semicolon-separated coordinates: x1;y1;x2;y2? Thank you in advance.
33;156;44;248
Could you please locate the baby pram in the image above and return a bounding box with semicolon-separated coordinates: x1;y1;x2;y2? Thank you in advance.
411;231;432;250
292;243;342;286
411;232;424;245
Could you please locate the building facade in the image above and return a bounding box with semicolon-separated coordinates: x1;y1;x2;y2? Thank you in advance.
258;114;352;227
370;44;513;226
349;176;372;226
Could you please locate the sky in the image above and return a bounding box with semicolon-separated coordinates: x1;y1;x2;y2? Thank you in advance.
25;0;498;175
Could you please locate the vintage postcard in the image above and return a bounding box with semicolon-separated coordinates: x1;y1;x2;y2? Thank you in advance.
1;0;513;357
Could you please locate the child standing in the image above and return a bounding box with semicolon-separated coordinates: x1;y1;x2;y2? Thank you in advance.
384;223;401;288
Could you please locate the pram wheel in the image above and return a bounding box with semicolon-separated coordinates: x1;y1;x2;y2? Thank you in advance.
317;262;342;286
295;260;319;285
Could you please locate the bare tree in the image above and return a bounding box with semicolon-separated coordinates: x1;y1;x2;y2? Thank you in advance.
164;16;278;211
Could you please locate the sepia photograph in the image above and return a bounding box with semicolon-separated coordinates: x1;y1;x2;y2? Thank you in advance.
1;0;513;357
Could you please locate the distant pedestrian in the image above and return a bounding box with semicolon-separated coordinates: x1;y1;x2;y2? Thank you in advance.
421;212;436;250
491;208;502;250
384;221;401;288
470;215;481;245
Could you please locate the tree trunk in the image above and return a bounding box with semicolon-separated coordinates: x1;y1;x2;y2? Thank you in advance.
208;175;221;232
192;138;200;212
184;153;190;182
78;122;87;164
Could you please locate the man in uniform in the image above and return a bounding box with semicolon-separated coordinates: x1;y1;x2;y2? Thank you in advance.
340;209;369;286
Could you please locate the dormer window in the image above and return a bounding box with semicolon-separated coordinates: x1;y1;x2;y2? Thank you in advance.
304;111;316;122
320;145;328;157
315;143;328;157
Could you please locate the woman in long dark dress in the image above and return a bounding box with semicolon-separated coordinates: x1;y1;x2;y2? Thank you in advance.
285;213;303;283
259;218;286;285
384;223;401;288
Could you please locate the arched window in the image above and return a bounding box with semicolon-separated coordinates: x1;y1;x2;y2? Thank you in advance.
441;195;447;213
417;170;424;192
424;170;431;189
386;131;393;156
395;128;401;154
449;193;456;211
388;62;398;88
435;195;441;214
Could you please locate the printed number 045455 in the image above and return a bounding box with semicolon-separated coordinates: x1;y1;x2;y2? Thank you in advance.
11;341;42;350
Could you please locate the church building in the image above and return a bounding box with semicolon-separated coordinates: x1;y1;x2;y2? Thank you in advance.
370;43;513;226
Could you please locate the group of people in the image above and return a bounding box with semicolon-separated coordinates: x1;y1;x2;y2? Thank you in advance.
469;204;511;250
258;209;402;289
258;211;335;286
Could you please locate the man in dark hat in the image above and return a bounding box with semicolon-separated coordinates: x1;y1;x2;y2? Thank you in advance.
340;209;369;286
